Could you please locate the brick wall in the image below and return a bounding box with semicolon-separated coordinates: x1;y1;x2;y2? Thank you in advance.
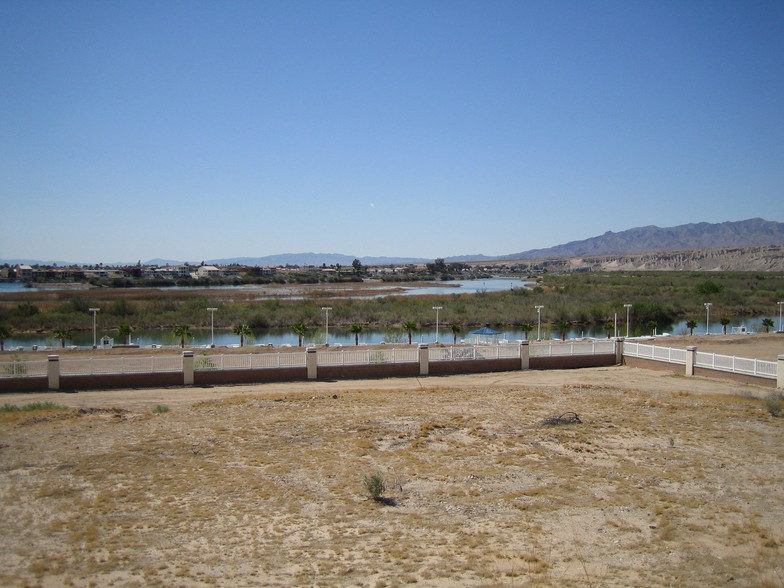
195;367;307;385
430;358;520;375
319;363;420;380
531;354;617;370
0;377;48;393
62;373;183;390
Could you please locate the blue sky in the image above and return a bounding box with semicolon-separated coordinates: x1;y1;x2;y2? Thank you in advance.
1;0;782;264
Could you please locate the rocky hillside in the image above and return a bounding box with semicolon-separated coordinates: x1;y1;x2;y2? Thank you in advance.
500;218;784;260
499;244;784;272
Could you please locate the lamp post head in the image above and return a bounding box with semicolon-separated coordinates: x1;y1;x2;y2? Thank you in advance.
89;308;100;313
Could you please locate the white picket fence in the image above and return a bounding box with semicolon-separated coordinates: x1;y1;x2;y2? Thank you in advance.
623;342;688;364
430;344;522;361
695;351;777;379
59;356;182;376
530;340;616;357
0;341;616;378
317;348;418;367
195;353;306;371
624;342;777;380
0;359;47;378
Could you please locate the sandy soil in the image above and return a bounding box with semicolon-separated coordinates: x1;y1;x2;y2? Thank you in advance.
1;336;783;587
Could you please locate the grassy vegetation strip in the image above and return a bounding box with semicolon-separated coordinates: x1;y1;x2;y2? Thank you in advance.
1;271;782;335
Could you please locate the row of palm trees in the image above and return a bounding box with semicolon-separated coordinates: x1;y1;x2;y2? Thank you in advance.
1;317;779;352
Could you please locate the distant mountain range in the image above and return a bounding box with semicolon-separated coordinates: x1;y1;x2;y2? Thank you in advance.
3;218;783;267
493;218;784;261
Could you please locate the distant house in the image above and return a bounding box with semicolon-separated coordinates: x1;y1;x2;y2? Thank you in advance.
195;265;222;279
153;265;192;279
16;265;33;281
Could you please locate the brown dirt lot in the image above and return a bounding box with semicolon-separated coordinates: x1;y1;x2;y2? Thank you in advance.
1;335;783;587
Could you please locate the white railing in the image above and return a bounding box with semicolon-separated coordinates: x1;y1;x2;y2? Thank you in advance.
695;352;777;379
317;348;418;366
195;353;306;371
430;344;523;361
60;356;182;376
529;340;616;357
429;341;616;362
0;341;620;380
0;359;47;378
623;342;687;364
624;343;777;381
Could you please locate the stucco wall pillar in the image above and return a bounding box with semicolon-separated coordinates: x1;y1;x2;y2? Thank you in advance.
615;338;624;365
520;340;529;370
685;346;697;377
306;347;318;380
182;350;194;386
418;344;429;376
47;355;60;390
777;354;784;389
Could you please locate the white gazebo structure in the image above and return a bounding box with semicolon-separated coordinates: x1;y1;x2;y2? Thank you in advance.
471;325;501;344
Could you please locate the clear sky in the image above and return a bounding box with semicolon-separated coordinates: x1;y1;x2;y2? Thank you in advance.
1;0;782;264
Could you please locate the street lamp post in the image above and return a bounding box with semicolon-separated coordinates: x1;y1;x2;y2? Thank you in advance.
432;306;442;343
322;307;332;346
207;307;217;347
704;302;712;335
624;304;632;338
88;308;100;348
535;306;544;341
778;301;783;333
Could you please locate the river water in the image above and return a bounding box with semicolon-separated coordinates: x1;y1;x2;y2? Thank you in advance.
1;279;780;350
3;317;779;352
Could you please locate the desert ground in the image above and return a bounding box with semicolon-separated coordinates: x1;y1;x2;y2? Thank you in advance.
1;334;783;587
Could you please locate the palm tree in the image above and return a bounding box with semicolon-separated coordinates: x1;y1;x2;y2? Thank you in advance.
603;322;614;339
52;327;72;348
646;321;658;336
232;324;252;347
761;318;774;333
402;321;417;345
720;317;731;335
117;324;133;345
451;324;461;344
686;320;697;336
291;322;309;347
0;324;11;351
172;325;192;348
349;324;363;346
557;320;571;341
519;322;533;341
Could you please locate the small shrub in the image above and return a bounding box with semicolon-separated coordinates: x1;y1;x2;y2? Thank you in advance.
363;471;386;500
152;404;170;414
195;355;216;370
2;355;27;376
763;393;782;417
